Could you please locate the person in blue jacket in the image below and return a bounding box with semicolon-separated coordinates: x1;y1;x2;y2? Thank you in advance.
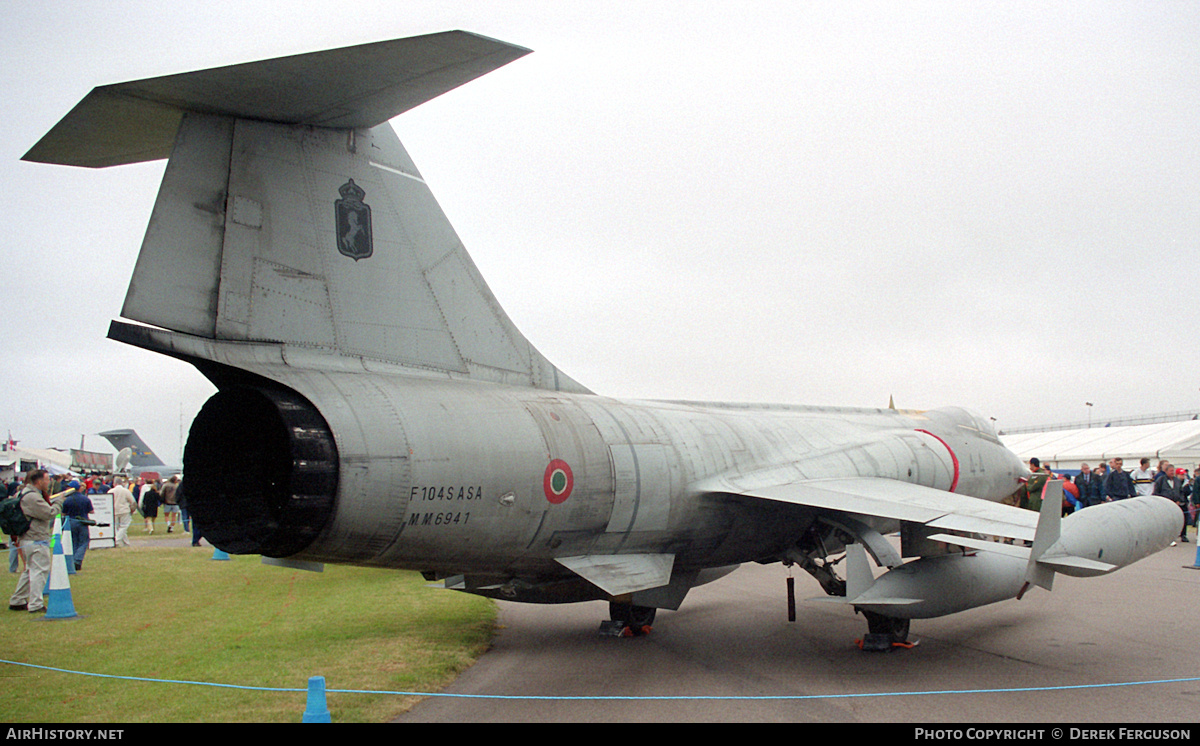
60;481;95;570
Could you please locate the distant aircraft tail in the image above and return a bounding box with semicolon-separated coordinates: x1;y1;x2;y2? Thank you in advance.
97;429;166;468
25;32;588;394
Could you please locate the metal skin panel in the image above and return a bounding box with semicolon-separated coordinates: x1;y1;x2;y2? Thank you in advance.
522;398;614;544
247;258;337;345
211;116;588;392
122;113;232;337
606;444;673;534
555;554;676;596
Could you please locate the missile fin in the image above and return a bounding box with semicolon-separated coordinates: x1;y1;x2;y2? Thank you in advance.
1035;555;1117;576
1022;480;1064;591
844;543;876;600
808;595;922;606
925;533;1032;559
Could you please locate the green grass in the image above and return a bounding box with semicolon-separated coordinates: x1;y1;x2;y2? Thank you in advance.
0;526;497;723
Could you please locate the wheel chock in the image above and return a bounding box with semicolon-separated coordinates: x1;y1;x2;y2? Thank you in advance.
598;620;626;637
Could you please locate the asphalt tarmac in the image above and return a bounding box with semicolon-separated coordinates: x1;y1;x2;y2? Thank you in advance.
398;531;1200;723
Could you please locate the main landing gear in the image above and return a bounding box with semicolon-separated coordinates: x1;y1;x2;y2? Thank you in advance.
599;601;657;637
789;520;917;652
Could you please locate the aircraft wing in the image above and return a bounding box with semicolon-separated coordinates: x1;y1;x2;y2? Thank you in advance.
712;476;1038;543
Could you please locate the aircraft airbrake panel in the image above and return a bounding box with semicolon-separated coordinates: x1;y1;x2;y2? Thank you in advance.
606;444;672;534
522;399;613;533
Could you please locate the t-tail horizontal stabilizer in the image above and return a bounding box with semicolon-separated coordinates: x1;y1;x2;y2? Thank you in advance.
23;31;533;168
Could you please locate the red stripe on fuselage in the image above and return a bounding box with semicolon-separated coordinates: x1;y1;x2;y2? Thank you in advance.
915;429;959;493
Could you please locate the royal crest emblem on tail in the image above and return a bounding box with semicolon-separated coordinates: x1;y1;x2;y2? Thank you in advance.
335;178;373;261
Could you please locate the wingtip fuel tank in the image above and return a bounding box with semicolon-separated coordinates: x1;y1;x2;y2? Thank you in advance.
836;492;1181;620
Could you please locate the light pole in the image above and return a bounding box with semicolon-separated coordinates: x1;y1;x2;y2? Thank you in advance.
1086;402;1093;429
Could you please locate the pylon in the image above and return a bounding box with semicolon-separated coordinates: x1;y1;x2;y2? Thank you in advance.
301;675;332;722
44;517;79;620
211;547;231;561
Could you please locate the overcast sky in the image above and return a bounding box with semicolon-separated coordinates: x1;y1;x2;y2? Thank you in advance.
1;1;1197;465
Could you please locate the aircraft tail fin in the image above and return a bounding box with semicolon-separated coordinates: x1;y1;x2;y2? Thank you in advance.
97;429;166;468
28;32;588;393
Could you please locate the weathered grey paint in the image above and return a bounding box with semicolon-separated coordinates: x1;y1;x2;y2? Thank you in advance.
39;33;1181;626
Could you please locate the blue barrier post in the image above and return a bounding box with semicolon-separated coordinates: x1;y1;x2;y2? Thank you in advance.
302;675;332;722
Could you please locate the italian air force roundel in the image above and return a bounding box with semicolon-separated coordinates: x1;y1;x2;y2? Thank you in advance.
543;459;574;504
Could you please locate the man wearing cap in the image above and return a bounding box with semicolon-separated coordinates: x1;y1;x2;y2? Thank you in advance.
61;481;95;570
1021;458;1050;512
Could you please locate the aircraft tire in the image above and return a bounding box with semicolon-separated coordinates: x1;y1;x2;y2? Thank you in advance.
863;611;910;643
609;602;656;635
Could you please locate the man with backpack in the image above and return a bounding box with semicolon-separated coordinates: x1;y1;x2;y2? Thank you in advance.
6;469;66;613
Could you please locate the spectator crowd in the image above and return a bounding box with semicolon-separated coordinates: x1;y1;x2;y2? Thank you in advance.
1023;456;1197;544
4;470;192;614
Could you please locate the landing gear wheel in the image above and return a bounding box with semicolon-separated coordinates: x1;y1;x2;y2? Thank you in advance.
860;611;911;651
609;602;656;637
865;612;910;642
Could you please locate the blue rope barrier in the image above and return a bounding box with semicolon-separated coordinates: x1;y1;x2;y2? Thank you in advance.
0;659;305;692
3;658;1199;701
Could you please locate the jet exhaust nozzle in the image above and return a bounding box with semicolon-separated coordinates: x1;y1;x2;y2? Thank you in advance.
184;385;338;557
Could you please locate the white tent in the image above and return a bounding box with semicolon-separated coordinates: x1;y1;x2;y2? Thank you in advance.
10;446;73;471
1002;420;1200;472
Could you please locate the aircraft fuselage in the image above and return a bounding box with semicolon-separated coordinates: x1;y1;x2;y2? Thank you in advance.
186;371;1026;600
